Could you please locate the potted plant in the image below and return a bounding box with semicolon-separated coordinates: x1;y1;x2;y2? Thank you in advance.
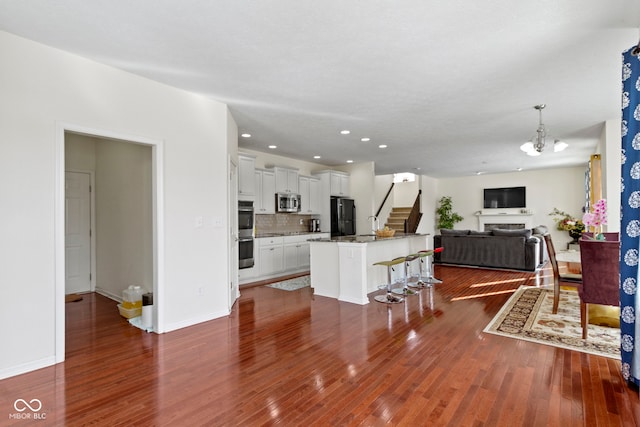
436;196;463;229
583;199;607;240
549;207;586;242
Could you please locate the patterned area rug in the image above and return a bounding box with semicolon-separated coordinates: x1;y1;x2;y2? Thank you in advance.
484;286;620;359
266;275;310;291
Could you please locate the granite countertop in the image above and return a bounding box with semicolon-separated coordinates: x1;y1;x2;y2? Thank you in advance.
309;232;428;243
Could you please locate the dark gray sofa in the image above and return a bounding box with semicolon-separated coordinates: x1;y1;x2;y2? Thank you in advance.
433;228;541;271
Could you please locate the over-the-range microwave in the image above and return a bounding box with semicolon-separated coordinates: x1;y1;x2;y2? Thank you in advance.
276;192;301;213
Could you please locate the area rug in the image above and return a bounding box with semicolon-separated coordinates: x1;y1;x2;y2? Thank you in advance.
483;286;620;359
266;275;310;291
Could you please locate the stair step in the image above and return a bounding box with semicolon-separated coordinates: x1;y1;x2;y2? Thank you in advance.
387;221;406;228
391;207;412;213
385;224;405;232
384;206;413;233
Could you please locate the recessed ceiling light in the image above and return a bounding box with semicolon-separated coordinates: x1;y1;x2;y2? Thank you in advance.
361;137;370;142
378;144;387;149
268;145;277;149
346;160;354;163
340;130;350;135
241;133;251;138
313;155;321;159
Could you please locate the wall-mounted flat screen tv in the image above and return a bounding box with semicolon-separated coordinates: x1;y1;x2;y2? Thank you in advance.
483;186;526;208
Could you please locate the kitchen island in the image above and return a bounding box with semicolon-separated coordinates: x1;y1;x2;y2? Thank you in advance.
308;233;429;304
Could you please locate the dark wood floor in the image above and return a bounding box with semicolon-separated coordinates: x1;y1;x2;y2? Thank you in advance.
1;264;638;426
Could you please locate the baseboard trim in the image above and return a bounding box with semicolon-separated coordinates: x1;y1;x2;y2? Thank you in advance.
94;287;121;302
162;309;230;333
0;356;57;380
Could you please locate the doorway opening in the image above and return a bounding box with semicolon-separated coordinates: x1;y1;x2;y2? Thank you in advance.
55;123;164;363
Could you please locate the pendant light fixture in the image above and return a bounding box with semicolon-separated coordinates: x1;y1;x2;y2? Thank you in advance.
520;104;568;156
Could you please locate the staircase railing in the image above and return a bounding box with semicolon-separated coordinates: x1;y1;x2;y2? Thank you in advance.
375;182;395;219
404;190;422;233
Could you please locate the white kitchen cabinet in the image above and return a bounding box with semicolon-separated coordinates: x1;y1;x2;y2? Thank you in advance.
255;169;275;214
247;233;328;283
258;236;284;276
283;242;299;271
314;170;350;198
238;154;256;199
239;263;258;281
283;235;314;270
299;176;310;213
297;241;311;269
308;177;321;214
299;175;320;215
330;172;350;197
274;166;299;194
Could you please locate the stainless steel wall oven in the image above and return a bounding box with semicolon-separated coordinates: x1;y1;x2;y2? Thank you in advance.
238;201;254;269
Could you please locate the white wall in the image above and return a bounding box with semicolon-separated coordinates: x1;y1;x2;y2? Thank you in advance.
66;134;154;300
393;180;420;206
0;31;233;379
342;161;376;235
601;119;621;232
418;175;438;239
95;138;153;299
435;167;587;247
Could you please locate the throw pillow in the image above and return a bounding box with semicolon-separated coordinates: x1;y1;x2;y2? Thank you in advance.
492;228;532;238
440;229;470;235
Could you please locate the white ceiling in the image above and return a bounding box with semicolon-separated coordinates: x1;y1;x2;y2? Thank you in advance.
1;1;639;177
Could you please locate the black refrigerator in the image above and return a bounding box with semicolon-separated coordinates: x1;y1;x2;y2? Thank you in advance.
330;197;356;237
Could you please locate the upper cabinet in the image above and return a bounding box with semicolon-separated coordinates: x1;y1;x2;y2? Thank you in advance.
316;170;350;197
273;166;299;194
255;168;276;214
330;172;350;197
299;175;320;214
238;154;256;199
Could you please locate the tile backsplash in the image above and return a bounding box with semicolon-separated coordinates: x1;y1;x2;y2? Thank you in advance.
255;213;314;234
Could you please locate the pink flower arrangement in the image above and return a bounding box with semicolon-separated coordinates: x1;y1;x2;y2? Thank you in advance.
583;199;607;228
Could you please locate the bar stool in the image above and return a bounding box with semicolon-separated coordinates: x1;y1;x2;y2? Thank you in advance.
418;248;443;287
391;254;419;296
373;257;405;304
408;251;428;289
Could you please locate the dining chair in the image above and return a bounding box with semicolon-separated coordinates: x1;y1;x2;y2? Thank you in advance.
578;238;620;339
543;233;582;314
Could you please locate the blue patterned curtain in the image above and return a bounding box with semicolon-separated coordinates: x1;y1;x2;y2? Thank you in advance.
620;46;640;386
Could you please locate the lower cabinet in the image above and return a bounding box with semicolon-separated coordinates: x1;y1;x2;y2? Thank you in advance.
284;240;311;271
243;233;328;284
257;236;284;277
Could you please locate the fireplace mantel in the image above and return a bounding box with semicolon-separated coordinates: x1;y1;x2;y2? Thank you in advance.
475;212;534;231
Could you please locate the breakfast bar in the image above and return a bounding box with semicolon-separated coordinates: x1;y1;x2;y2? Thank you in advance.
308;233;429;304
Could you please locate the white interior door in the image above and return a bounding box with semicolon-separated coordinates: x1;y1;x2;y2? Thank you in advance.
229;158;239;309
65;171;91;294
